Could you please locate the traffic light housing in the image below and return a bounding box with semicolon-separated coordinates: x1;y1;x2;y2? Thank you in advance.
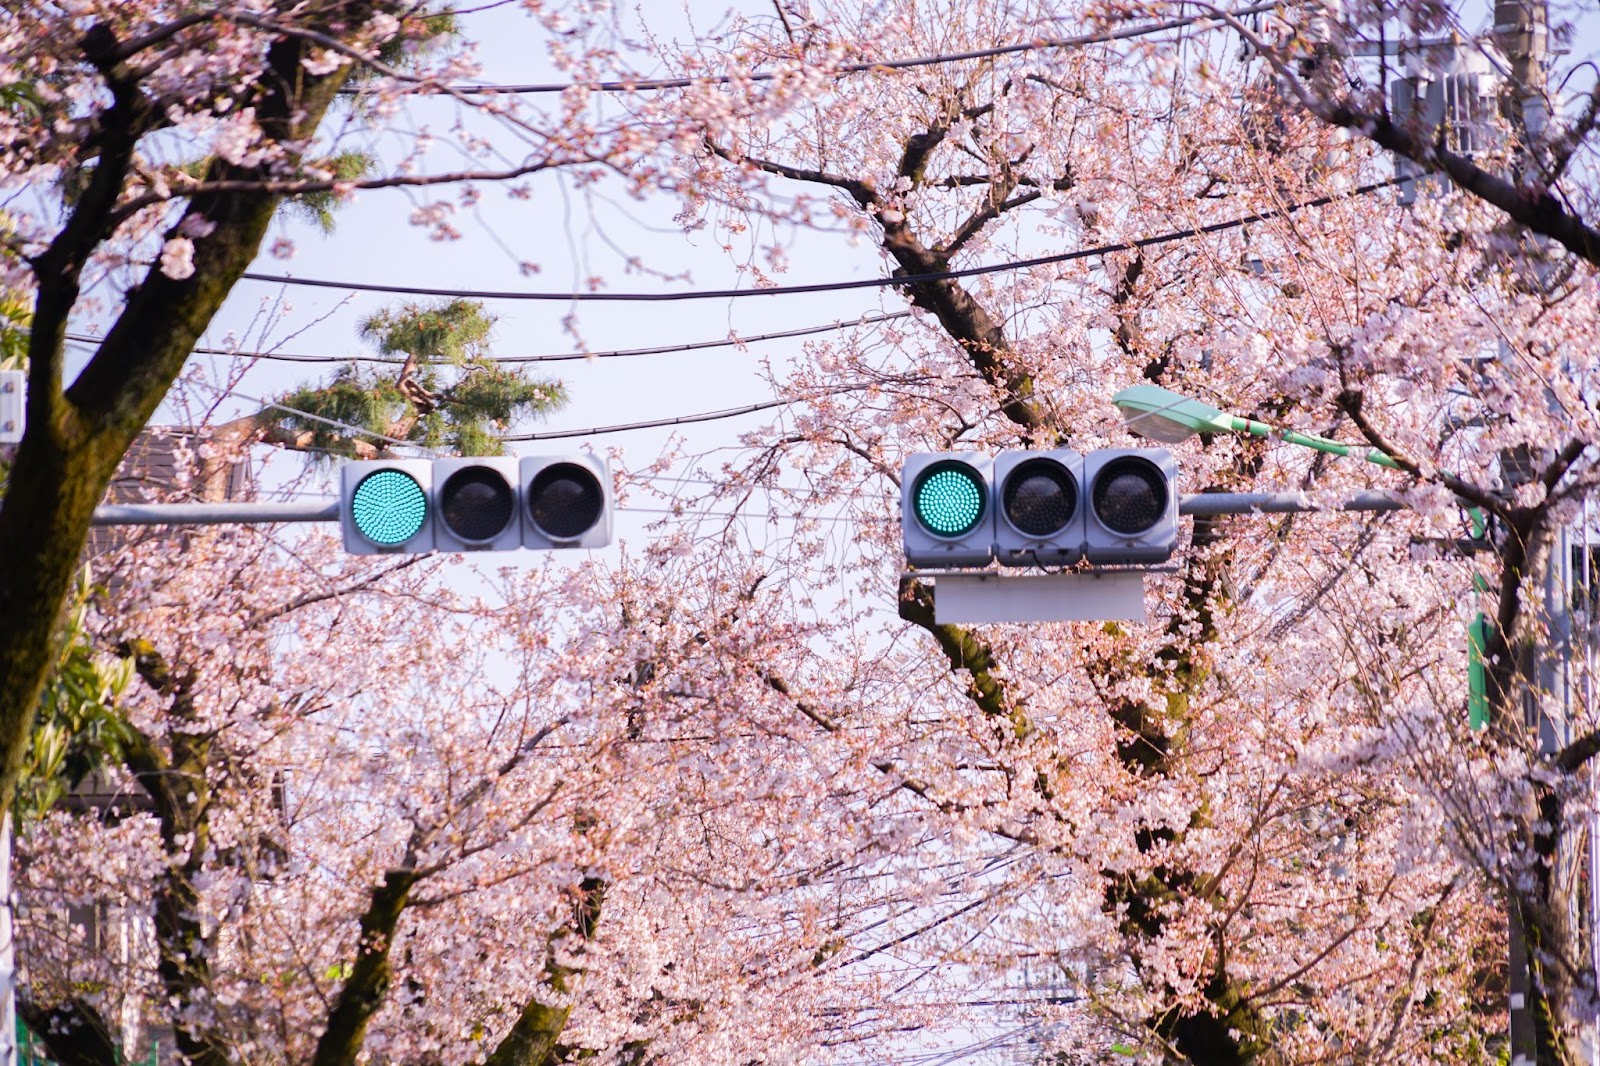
341;460;435;554
1082;449;1179;564
901;449;1177;569
902;453;995;568
521;455;612;550
340;456;612;554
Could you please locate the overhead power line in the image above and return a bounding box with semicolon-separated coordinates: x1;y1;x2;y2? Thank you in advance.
373;3;1281;96
502;398;794;440
240;179;1400;304
183;378;445;457
188;373;804;448
61;311;913;366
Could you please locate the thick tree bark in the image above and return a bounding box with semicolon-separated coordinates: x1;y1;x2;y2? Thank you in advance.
119;639;230;1066
311;867;421;1066
482;877;607;1066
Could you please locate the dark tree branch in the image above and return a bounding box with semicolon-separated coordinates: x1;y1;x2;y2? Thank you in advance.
311;865;421;1066
1333;386;1510;517
1203;2;1600;266
896;577;1032;739
1557;730;1600;773
0;3;375;848
709;137;1049;432
939;186;1043;259
114;638;229;1066
244;557;430;629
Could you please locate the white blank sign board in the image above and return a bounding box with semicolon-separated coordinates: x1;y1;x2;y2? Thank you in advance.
933;571;1146;624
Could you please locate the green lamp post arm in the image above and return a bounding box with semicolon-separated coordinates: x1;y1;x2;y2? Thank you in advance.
1230;417;1401;470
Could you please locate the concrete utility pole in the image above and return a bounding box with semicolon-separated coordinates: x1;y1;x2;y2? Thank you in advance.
1495;0;1549;143
1490;3;1558;1062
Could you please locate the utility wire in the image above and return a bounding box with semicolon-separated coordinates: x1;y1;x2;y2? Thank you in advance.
60;311;913;366
187;372;800;447
355;3;1281;96
183;378;444;457
502;398;794;440
239;178;1400;303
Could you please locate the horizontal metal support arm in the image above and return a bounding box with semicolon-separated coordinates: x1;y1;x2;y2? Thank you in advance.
91;501;339;526
1177;491;1409;517
87;491;1409;528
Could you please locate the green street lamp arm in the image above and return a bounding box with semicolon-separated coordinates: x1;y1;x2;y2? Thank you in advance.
1113;380;1476;516
1112;383;1399;467
1229;416;1402;469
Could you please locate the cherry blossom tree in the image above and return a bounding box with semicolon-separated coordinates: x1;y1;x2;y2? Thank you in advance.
0;0;637;842
21;451;964;1064
17;0;1600;1063
1070;2;1600;1060
586;0;1600;1060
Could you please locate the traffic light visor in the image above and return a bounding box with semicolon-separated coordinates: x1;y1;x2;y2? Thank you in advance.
1091;456;1168;535
1002;458;1078;537
351;469;429;546
528;462;606;540
913;460;987;538
440;466;517;543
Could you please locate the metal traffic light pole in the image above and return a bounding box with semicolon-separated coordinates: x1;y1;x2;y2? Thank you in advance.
87;490;1411;529
91;500;340;526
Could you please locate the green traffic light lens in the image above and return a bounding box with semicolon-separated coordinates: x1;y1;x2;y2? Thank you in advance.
913;461;987;538
351;469;429;546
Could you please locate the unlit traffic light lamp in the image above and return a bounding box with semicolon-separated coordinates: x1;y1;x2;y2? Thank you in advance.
902;449;1177;569
993;450;1084;566
1084;451;1176;563
440;467;516;541
1001;458;1077;537
433;456;521;551
524;457;612;549
341;455;612;555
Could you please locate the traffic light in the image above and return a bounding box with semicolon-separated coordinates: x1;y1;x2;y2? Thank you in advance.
521;455;612;550
901;449;1177;569
342;460;434;554
902;453;995;568
340;456;612;554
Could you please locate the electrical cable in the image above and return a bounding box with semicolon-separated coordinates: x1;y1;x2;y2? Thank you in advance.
187;373;802;446
500;398;794;440
354;3;1283;97
182;378;445;457
60;310;913;366
623;506;866;525
238;178;1401;303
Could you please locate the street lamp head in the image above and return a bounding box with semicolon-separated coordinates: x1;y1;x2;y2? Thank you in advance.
1111;383;1237;443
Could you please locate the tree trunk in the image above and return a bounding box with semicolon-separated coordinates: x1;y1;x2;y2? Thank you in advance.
0;14;363;835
